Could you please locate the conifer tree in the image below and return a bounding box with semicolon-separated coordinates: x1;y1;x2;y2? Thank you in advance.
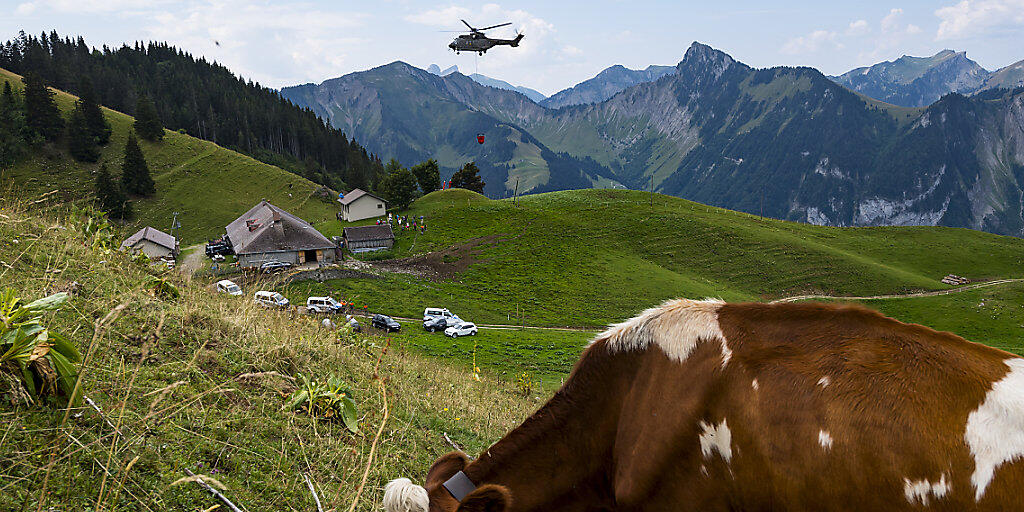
121;132;155;196
95;164;131;219
133;95;163;141
21;72;63;141
450;161;486;193
67;103;99;162
78;78;110;144
411;158;441;193
0;81;28;168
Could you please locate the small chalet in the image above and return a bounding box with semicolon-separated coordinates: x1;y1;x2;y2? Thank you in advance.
226;200;338;268
343;225;395;253
120;226;178;259
337;188;387;222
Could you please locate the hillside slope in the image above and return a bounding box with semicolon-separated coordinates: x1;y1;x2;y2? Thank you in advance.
306;188;1024;328
0;67;339;243
0;199;534;511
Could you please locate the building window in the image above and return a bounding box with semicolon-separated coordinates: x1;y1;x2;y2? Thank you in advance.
377;203;383;208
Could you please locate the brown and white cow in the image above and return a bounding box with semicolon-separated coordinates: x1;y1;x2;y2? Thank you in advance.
383;299;1024;511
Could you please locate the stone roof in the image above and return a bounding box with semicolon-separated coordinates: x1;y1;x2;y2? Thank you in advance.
226;200;334;255
338;188;386;206
343;224;395;243
120;226;177;251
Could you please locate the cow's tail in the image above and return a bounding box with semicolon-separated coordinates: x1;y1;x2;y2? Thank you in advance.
383;478;428;512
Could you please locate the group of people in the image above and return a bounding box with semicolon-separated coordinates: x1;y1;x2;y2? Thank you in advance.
376;213;428;234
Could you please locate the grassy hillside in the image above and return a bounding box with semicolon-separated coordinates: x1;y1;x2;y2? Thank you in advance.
0;199;537;510
856;281;1024;356
0;67;339;243
306;188;1024;328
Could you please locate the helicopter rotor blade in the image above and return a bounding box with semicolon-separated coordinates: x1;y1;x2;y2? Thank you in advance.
478;22;512;31
461;19;476;31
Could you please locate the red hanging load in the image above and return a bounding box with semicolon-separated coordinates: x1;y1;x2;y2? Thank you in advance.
477;133;485;144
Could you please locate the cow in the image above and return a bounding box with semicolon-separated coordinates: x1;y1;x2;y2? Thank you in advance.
383;299;1024;511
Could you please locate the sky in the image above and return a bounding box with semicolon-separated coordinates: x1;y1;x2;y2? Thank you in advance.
2;0;1024;96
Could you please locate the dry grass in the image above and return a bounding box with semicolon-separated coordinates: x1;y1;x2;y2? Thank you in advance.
0;197;540;510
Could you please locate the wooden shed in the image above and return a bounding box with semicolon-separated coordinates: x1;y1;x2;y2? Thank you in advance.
343;225;395;253
120;226;178;259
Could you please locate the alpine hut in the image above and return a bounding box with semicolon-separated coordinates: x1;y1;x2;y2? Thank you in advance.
226;200;338;268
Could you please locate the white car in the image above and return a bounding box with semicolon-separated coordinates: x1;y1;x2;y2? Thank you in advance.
254;290;289;309
424;307;461;322
444;322;478;338
306;296;342;314
216;279;242;296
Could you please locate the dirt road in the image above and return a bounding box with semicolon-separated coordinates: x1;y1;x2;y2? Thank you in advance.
772;278;1024;303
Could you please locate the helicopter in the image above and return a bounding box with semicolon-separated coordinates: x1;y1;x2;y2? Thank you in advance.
448;19;524;55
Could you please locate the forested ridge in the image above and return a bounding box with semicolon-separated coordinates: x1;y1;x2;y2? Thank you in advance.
0;30;385;190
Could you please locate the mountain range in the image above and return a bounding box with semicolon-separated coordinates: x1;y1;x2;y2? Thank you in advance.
427;64;547;103
281;42;1024;236
831;50;1024;107
540;64;676;109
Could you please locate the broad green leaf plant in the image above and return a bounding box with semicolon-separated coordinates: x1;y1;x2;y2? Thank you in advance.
284;374;359;433
0;289;80;405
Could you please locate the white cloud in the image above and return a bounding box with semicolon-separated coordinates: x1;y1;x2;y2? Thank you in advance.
561;45;583;57
881;8;905;32
14;2;36;15
854;8;930;63
935;0;1024;40
846;19;870;36
16;0;173;14
143;1;369;87
782;29;841;55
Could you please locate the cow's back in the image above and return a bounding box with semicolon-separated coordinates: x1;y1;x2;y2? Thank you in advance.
603;300;1024;510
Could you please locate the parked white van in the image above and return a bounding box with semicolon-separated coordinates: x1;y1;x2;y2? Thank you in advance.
307;296;342;314
254;290;289;309
423;308;459;322
216;279;242;296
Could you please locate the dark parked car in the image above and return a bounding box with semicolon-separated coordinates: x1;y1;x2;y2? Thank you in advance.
260;261;292;274
205;239;233;257
423;316;449;332
372;314;401;332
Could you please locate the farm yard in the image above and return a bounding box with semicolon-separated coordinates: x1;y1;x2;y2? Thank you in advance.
262;187;1024;382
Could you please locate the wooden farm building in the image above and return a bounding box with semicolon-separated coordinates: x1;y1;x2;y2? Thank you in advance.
337;188;387;222
343;225;395;253
120;226;178;259
226;200;338;268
